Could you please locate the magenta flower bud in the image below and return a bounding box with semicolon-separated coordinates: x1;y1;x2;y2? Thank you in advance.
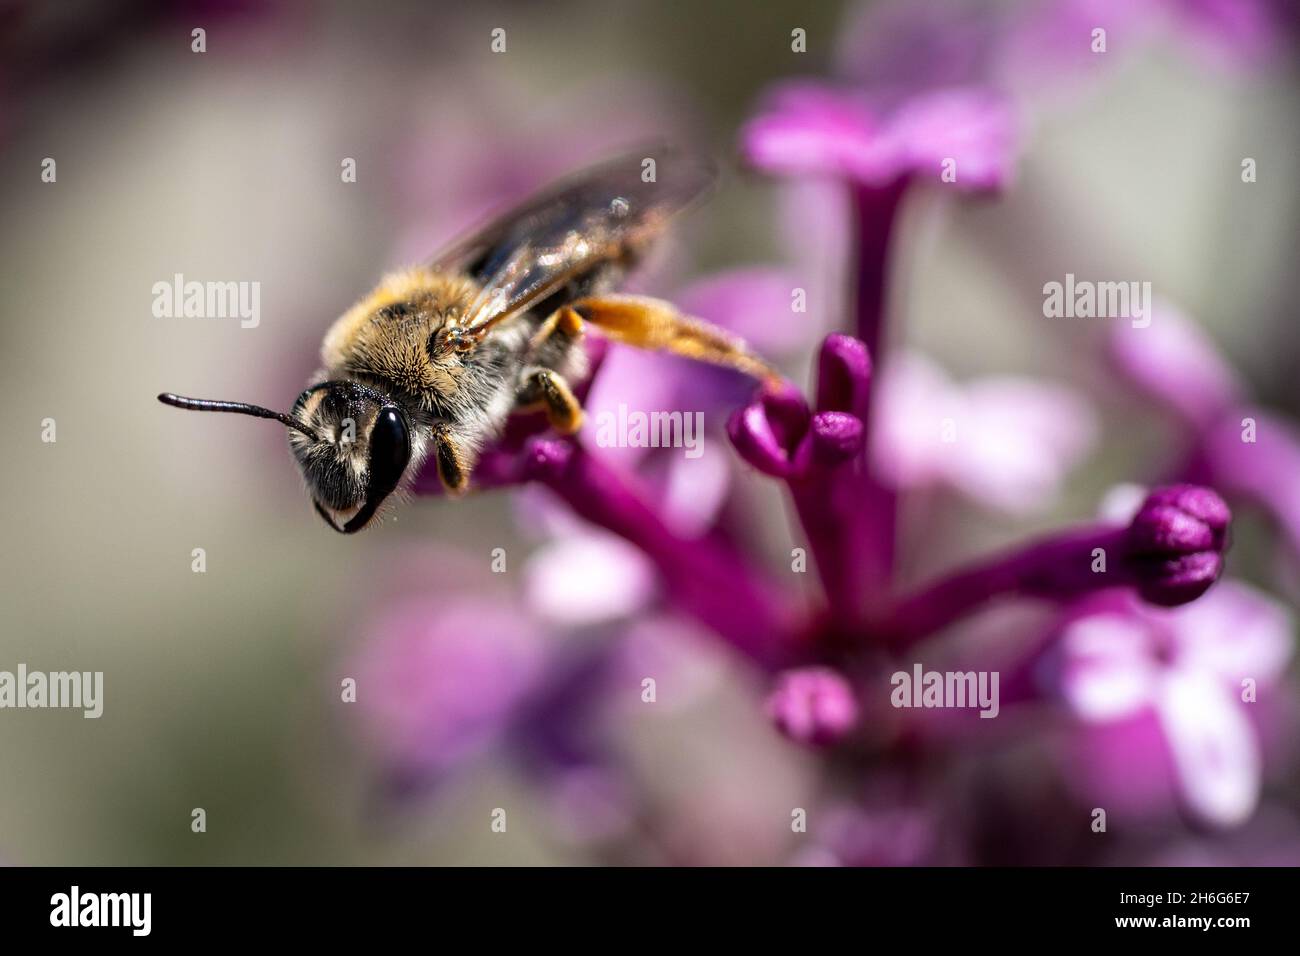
816;333;872;417
726;383;811;479
761;380;814;434
765;667;859;747
1124;484;1231;607
800;411;865;470
728;405;793;478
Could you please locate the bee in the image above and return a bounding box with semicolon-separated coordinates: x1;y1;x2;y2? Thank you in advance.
158;148;778;533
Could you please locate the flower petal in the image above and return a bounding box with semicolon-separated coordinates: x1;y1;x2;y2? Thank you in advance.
1109;302;1243;427
950;377;1097;512
1058;612;1158;721
741;83;890;182
743;82;1017;191
1168;579;1294;686
869;350;961;488
676;267;812;354
1157;671;1260;827
881;88;1018;191
523;532;657;627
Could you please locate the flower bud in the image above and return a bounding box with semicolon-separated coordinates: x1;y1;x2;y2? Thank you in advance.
765;667;859;746
1126;485;1231;606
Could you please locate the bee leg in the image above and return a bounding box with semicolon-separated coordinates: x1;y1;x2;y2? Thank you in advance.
518;367;584;435
526;304;586;375
529;304;585;348
571;294;780;385
431;423;470;495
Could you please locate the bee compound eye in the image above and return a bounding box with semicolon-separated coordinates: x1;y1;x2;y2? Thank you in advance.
366;407;410;494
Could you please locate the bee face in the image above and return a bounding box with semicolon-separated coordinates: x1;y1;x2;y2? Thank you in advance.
290;381;412;534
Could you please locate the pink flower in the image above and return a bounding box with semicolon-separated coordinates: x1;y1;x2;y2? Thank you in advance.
1109;302;1244;430
765;667;860;747
1049;581;1293;826
523;532;657;628
743;83;1017;193
350;597;546;781
871;350;1097;513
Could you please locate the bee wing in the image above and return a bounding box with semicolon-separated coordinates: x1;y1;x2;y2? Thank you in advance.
430;146;716;339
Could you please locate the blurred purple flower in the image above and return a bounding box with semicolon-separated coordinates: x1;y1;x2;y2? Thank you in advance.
1109;302;1245;429
1110;302;1300;569
522;531;657;628
675;267;814;355
1046;580;1293;827
350;596;546;784
742;83;1017;192
740;6;1019;369
765;666;860;746
1158;0;1292;70
870;349;1097;513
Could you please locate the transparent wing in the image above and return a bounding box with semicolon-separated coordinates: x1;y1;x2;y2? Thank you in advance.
429;146;716;340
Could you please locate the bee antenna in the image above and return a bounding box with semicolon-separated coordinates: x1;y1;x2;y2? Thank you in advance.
157;392;322;441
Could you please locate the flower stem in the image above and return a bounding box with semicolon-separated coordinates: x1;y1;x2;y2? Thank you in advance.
524;439;796;665
874;484;1231;648
850;181;909;593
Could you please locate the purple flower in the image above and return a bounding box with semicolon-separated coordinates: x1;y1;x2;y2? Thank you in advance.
1109;302;1244;430
675;267;818;357
741;81;1015;366
1160;0;1292;70
350;595;546;784
765;667;859;747
743;83;1017;193
1200;411;1300;567
870;349;1097;513
1046;580;1293;827
1003;0;1290;94
522;531;657;628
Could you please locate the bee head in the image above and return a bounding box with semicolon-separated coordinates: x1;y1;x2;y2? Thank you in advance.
288;381;412;533
158;381;412;534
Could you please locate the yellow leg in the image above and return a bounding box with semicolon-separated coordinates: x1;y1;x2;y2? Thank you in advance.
519;368;584;435
571;294;780;385
529;304;585;351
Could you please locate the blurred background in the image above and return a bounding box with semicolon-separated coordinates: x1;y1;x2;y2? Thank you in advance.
0;0;1296;865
